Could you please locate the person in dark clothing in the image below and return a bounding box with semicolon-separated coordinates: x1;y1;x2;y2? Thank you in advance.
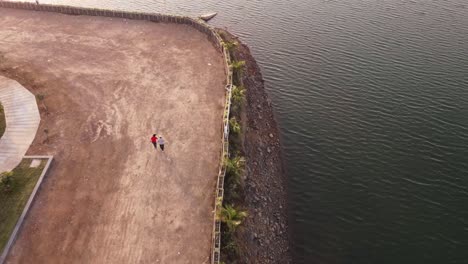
158;136;165;151
151;134;158;149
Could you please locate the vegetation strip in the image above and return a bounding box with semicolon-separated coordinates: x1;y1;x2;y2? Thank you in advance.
0;156;53;264
216;33;249;263
0;103;4;139
218;29;292;263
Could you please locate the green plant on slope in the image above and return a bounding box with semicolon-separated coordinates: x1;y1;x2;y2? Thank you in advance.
224;41;238;52
231;85;245;110
231;86;245;105
218;31;227;39
224;155;245;204
220;204;248;232
225;156;244;180
230;60;245;71
229;117;241;135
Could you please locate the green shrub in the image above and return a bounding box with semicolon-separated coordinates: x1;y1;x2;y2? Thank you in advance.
0;171;14;192
231;85;245;115
231;85;245;105
224;41;238;52
224;155;245;203
218;31;227;39
220;204;248;233
229;117;241;135
230;60;245;71
225;156;244;180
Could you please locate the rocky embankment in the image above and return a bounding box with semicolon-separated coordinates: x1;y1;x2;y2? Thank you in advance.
217;29;292;263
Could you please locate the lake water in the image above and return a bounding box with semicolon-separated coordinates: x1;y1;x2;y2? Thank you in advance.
19;0;468;263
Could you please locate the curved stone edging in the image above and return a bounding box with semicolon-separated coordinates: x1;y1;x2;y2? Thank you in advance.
0;2;233;263
0;76;41;173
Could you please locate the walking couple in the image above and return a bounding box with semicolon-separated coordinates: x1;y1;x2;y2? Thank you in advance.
151;134;165;151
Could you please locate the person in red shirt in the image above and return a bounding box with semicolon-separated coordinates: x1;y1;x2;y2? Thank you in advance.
151;134;158;150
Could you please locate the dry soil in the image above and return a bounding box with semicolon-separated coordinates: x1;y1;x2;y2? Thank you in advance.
0;8;225;264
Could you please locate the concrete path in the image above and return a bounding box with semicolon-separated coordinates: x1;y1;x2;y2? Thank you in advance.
0;76;40;173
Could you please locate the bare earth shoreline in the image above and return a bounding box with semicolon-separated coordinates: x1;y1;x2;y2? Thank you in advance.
0;8;225;263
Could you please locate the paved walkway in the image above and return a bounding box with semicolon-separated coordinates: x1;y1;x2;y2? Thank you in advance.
0;76;40;173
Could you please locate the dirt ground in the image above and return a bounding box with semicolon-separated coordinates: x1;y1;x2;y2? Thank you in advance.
0;8;225;264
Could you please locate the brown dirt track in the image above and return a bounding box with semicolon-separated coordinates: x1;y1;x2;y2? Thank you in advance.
0;8;225;264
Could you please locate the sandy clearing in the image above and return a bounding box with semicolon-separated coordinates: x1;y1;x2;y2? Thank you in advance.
0;8;225;264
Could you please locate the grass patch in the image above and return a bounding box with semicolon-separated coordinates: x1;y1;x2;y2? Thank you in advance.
0;103;5;139
0;159;45;252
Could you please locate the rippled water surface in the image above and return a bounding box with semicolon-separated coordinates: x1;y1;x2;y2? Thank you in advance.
24;0;468;263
